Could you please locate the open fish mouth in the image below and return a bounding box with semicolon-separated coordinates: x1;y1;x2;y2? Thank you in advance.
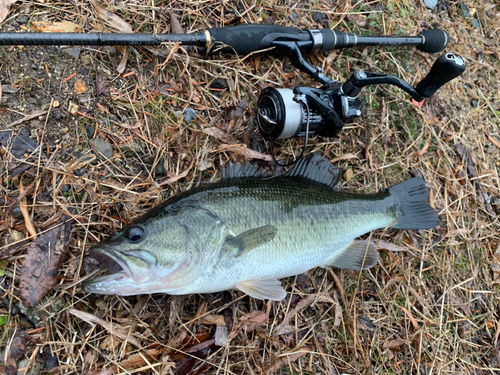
81;246;157;295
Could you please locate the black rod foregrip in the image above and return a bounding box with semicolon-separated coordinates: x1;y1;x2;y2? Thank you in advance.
0;32;207;46
207;24;313;55
415;53;466;98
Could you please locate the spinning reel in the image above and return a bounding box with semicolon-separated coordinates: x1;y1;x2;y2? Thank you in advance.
257;53;466;142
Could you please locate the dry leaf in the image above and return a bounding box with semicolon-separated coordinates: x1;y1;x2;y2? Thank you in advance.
376;239;407;252
264;346;311;375
89;0;133;33
170;9;184;34
117;47;128;74
218;144;273;162
31;21;82;32
158;159;194;186
74;79;87;93
19;215;72;307
6;110;47;127
69;309;142;348
240;310;268;332
114;348;163;373
382;338;408;352
0;0;17;25
202;127;239;144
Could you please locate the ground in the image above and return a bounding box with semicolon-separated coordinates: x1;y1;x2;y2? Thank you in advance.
0;0;499;374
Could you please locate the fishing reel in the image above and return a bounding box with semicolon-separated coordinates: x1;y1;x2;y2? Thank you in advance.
257;53;466;141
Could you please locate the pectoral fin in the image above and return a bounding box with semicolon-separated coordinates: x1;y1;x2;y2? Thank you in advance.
236;278;286;301
328;240;379;270
223;225;277;257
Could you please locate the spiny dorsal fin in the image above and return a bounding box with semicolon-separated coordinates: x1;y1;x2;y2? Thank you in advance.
221;161;273;181
286;154;341;190
223;225;277;257
327;240;379;270
236;278;286;301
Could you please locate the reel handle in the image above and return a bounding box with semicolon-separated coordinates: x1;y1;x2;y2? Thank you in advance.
416;53;466;98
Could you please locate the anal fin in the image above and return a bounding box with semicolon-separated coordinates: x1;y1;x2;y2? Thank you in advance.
328;240;379;270
236;278;286;301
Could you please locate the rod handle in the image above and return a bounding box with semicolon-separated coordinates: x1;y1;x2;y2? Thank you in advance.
416;53;466;98
207;24;315;55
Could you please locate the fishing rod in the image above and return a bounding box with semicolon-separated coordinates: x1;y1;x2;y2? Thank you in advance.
0;23;464;165
0;24;449;85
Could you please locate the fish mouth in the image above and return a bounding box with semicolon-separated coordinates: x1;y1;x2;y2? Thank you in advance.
81;245;158;295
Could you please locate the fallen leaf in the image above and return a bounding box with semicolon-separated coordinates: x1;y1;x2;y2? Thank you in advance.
202;127;240;144
89;0;133;33
68;309;142;348
264;346;311;375
0;131;39;159
382;338;408;352
2;336;26;375
376;239;407;252
117;47;128;74
31;21;82;32
170;9;184;34
215;325;228;346
113;348;163;373
240;310;268;332
346;13;367;27
0;0;17;25
229;98;249;129
274;294;317;336
158;159;194;186
74;79;87;93
19;215;72;307
218;144;273;162
96;72;107;96
6;110;47;127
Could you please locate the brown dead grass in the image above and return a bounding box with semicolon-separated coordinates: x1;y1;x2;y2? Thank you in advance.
0;0;499;374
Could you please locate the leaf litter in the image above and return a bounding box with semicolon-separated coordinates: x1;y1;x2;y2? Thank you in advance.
0;0;499;374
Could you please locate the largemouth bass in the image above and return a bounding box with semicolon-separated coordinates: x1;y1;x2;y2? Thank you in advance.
82;154;439;301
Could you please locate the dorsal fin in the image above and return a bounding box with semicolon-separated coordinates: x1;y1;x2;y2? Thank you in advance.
286;154;341;190
221;161;273;181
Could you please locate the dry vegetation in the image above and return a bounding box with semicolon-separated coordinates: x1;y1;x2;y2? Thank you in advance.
0;0;499;374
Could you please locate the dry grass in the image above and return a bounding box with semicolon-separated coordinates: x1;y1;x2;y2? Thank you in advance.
0;0;499;374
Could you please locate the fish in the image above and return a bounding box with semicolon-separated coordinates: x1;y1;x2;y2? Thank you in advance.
81;154;440;301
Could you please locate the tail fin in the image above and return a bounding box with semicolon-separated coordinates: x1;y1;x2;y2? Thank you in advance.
389;177;440;230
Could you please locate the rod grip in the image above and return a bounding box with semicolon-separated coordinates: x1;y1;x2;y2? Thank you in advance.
416;53;465;98
207;24;311;55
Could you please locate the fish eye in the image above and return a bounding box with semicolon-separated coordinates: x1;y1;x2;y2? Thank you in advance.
126;226;144;243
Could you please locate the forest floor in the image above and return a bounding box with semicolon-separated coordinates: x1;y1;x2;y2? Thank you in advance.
0;0;499;374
